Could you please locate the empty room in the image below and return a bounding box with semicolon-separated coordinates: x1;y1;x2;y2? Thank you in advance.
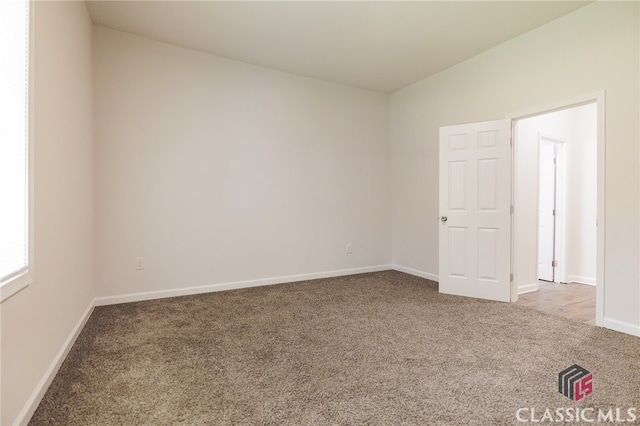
1;1;639;425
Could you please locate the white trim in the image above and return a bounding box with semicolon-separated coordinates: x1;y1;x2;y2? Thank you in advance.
95;265;393;306
566;275;596;286
555;140;567;284
510;121;517;302
14;300;95;426
507;92;605;122
26;0;35;304
595;92;606;328
517;282;539;295
391;265;439;282
601;317;640;337
0;271;32;302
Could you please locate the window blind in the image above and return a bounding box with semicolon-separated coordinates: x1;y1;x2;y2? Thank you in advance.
0;0;29;284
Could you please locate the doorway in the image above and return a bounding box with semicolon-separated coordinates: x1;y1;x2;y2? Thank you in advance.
512;99;600;324
538;134;566;283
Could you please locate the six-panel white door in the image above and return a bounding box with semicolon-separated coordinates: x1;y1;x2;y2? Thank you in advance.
538;140;556;282
439;120;512;302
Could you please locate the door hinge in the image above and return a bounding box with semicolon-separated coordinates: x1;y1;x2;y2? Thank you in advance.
510;205;514;214
552;260;558;267
510;273;514;282
553;209;558;216
553;157;558;165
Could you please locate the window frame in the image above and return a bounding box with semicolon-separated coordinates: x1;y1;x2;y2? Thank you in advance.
1;0;34;303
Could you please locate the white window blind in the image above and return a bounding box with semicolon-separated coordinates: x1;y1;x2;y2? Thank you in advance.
0;0;30;286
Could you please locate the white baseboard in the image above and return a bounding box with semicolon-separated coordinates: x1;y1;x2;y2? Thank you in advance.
391;265;439;282
95;265;393;306
566;275;596;286
14;299;95;426
518;282;539;294
11;266;638;426
601;317;640;337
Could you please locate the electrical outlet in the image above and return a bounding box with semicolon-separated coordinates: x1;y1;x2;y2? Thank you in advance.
135;257;145;270
346;244;352;254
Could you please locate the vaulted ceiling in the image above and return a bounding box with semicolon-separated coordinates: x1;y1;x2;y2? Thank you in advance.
86;1;591;93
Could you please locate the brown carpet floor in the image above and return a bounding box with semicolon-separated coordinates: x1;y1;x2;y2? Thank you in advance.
30;271;640;425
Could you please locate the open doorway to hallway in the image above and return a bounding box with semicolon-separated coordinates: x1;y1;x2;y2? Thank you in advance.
513;102;597;324
516;281;595;325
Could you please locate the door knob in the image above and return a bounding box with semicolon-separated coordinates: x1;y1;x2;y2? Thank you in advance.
440;216;448;223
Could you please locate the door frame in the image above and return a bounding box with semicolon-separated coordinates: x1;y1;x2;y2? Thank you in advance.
507;91;605;326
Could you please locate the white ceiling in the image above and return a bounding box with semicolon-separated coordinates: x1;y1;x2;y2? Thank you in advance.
86;1;591;93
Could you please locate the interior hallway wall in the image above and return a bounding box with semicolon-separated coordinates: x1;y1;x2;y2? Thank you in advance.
390;1;639;332
515;110;572;292
566;104;597;285
515;103;597;293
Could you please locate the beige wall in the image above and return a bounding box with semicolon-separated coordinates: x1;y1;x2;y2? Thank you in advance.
93;27;391;300
390;2;639;332
1;2;94;424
